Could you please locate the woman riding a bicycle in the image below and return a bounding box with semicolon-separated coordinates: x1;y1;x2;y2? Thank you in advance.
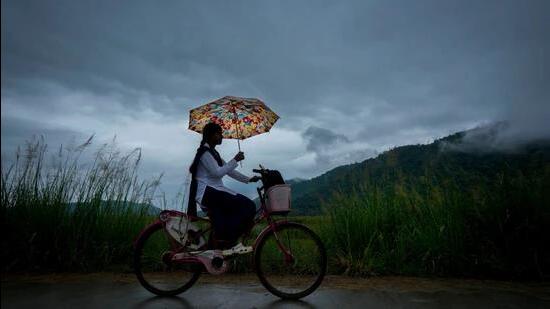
134;122;326;299
188;122;261;250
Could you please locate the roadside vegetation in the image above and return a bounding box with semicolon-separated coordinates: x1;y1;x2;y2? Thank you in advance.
2;136;549;280
320;172;550;279
1;136;160;272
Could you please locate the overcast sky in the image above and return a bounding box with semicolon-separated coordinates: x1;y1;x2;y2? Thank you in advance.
2;0;549;203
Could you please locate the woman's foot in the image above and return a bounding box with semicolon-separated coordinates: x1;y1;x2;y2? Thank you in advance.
222;242;253;256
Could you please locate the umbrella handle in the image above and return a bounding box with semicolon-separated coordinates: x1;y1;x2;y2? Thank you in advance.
237;139;242;168
234;108;243;168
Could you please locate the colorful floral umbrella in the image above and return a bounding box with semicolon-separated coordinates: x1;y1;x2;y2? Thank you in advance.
188;96;279;151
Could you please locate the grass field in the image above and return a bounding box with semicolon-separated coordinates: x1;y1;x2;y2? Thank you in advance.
2;137;549;279
1;137;160;272
318;177;550;279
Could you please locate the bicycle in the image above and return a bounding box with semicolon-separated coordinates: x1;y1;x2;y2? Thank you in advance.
133;165;327;299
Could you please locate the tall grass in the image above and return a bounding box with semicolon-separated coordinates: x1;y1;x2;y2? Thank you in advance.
1;136;161;272
4;135;549;280
320;186;464;276
320;170;550;279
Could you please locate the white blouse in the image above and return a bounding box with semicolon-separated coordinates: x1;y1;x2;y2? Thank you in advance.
194;144;251;205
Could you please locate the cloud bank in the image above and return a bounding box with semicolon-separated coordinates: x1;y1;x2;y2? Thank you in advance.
2;0;549;201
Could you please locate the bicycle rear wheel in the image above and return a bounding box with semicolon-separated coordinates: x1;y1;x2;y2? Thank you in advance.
134;222;201;296
254;222;327;299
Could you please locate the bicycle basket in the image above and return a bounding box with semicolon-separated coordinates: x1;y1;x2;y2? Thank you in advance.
265;184;291;214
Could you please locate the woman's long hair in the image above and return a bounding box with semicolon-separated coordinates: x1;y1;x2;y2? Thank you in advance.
187;122;223;216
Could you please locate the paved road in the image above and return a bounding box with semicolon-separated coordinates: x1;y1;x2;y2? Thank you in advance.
2;274;549;308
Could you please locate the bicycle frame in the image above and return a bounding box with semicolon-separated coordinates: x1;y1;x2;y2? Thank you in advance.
249;186;293;258
134;182;293;274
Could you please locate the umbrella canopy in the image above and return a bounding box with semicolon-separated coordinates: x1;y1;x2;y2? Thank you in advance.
188;96;279;140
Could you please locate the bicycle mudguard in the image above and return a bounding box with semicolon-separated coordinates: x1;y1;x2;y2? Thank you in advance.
133;210;187;247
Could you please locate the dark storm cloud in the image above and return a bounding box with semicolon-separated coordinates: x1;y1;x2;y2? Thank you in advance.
303;126;350;152
4;0;547;124
302;126;350;166
301;126;377;168
2;0;550;199
1;116;87;158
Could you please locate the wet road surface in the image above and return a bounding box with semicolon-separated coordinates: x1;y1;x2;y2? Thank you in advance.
2;274;549;308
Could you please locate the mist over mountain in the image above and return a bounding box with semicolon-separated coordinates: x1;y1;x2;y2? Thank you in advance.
289;124;550;215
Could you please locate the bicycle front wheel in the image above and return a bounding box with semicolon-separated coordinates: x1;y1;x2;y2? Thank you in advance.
254;222;327;299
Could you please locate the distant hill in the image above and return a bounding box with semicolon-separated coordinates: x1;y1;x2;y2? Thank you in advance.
289;126;550;215
286;178;306;185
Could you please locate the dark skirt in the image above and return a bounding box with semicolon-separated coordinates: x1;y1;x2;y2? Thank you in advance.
200;185;256;247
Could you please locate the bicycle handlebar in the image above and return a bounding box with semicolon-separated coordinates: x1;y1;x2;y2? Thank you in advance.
253;164;268;174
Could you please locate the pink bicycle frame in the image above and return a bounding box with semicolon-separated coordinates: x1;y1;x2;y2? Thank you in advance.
133;185;294;272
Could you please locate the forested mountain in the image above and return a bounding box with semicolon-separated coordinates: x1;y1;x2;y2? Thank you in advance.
289;127;550;215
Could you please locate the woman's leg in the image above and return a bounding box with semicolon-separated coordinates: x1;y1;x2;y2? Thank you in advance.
201;187;257;246
201;186;236;248
214;193;255;244
233;194;256;235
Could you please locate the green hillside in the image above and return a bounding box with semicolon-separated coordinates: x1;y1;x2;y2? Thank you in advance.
291;129;550;215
